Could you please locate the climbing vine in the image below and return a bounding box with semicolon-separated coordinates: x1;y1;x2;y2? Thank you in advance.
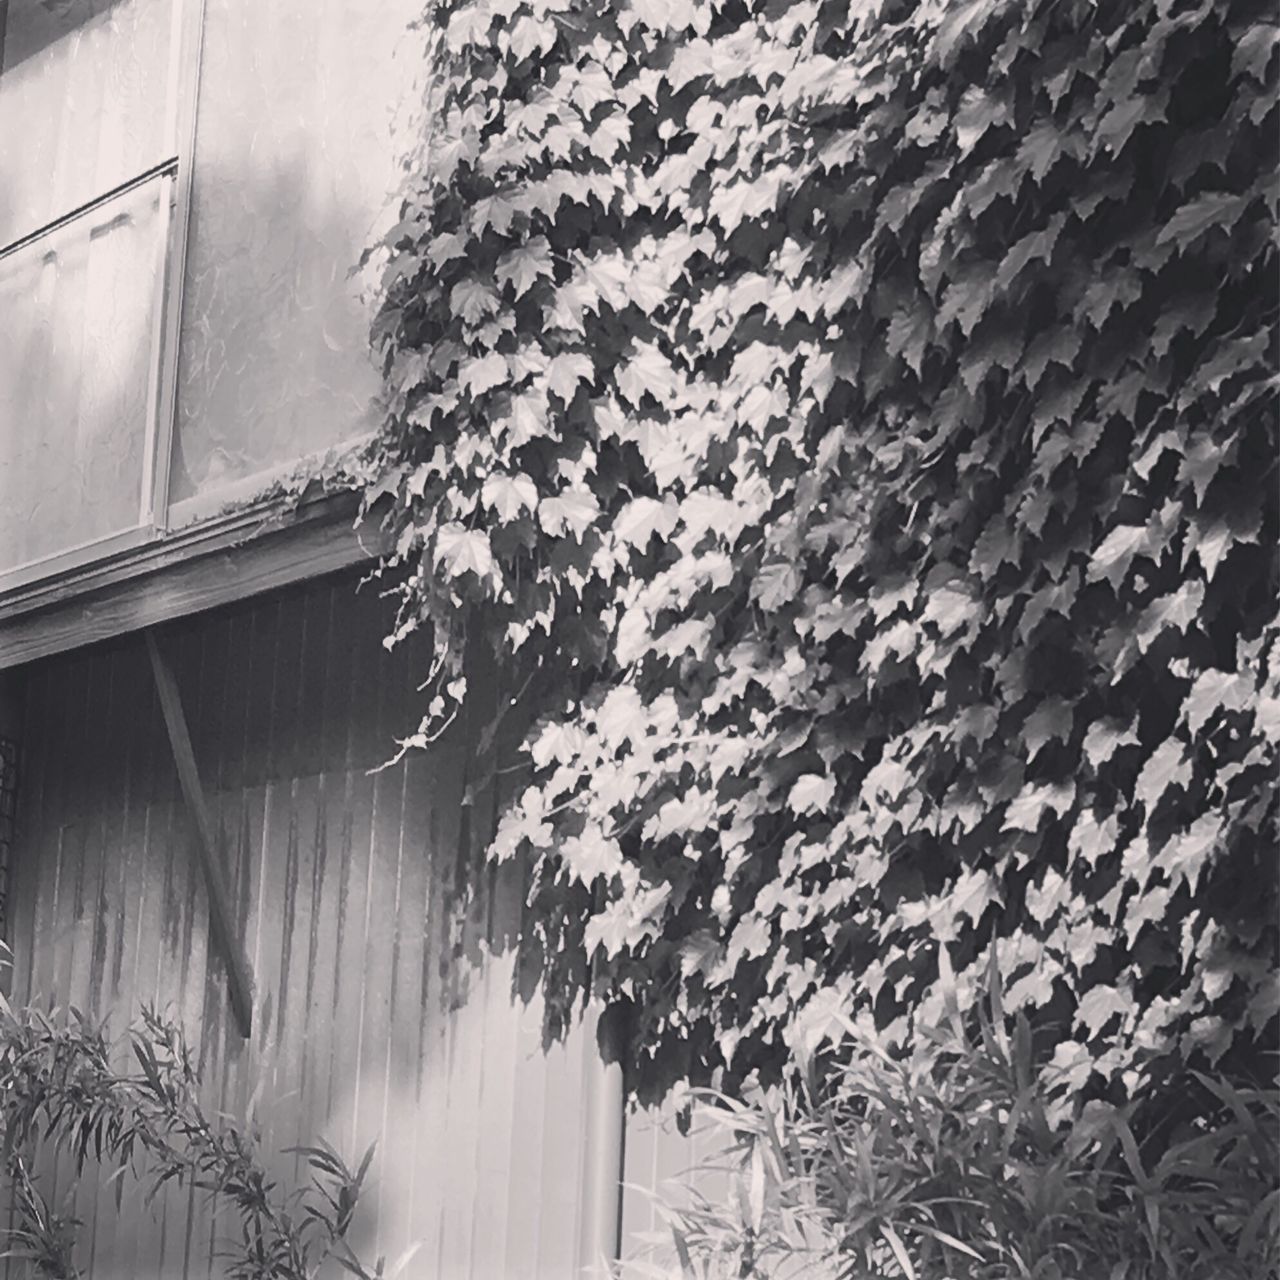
367;0;1279;1105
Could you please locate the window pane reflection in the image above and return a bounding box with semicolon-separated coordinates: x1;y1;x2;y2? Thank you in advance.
0;180;164;574
0;0;174;246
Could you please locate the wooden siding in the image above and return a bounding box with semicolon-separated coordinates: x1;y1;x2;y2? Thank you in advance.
4;571;610;1279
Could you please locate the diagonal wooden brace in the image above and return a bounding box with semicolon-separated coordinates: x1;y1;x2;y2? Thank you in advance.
145;629;253;1038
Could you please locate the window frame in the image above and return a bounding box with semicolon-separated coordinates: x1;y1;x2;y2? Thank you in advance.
0;0;207;593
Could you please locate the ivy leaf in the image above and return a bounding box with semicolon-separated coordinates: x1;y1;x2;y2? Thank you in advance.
496;237;554;297
615;497;678;548
587;112;631;161
1003;783;1075;833
1082;719;1140;769
546;352;594;403
1135;739;1191;814
450;278;499;324
561;828;625;884
1135;581;1205;651
1232;23;1278;83
481;472;539;521
471;191;517;236
1154;812;1222;893
1076;985;1134;1036
753;562;802;612
1182;670;1254;736
1089;524;1153;587
886;303;932;376
616;344;679;408
953;87;1010;153
539;488;600;539
435;524;494;580
1156;193;1248;249
1024;699;1073;756
1095;95;1160;156
460;352;509;398
788;773;835;815
504;388;549;447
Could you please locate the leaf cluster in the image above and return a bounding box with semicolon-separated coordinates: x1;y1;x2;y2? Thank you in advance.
628;971;1279;1279
0;1001;382;1280
367;0;1279;1110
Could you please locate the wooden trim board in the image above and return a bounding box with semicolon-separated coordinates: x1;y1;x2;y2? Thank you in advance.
0;493;391;671
146;628;254;1038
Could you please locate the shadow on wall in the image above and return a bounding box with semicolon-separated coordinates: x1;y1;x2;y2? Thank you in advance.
3;559;598;1277
0;145;389;577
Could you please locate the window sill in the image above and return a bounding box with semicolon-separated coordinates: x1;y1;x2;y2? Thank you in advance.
0;486;391;671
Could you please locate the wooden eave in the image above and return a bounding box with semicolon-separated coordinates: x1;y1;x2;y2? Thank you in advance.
0;489;391;671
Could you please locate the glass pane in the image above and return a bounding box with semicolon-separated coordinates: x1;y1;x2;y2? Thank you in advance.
169;0;417;511
0;0;175;246
0;179;164;575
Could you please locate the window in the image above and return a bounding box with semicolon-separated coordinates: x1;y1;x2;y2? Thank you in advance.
0;0;417;589
0;0;197;584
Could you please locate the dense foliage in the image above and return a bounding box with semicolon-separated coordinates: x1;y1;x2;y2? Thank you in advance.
367;0;1279;1108
0;1000;383;1280
628;979;1279;1279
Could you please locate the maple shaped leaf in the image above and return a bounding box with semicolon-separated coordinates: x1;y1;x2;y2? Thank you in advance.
546;351;594;404
561;827;625;884
1154;812;1222;892
587;112;631;161
539;488;600;539
614;496;678;548
470;191;517;236
752;561;801;612
460;352;509;398
1135;580;1205;652
932;0;1004;66
993;213;1066;292
580;255;630;311
434;524;494;580
726;913;773;967
937;272;990;336
788;773;835;815
1081;718;1140;769
1156;192;1248;249
496;236;553;297
1076;984;1134;1036
1024;698;1073;756
886;303;932;376
1135;738;1191;813
1093;94;1163;157
1181;669;1254;736
450;278;499;325
507;13;556;61
481;472;538;521
1088;524;1153;587
1003;782;1075;832
1232;22;1279;84
428;232;469;268
503;388;548;447
616;343;679;408
1017;120;1068;183
1076;270;1143;330
953;87;1010;153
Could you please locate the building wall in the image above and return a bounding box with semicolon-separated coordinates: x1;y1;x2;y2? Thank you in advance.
170;0;419;517
0;0;420;578
3;571;611;1279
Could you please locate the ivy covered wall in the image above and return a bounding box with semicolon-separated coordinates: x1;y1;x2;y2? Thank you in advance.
366;0;1278;1107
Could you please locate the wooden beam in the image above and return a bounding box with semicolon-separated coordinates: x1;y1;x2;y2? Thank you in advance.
0;495;390;671
145;629;254;1039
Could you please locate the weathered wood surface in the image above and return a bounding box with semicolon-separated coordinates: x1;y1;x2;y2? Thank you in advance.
0;495;385;672
145;628;255;1037
4;570;608;1278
